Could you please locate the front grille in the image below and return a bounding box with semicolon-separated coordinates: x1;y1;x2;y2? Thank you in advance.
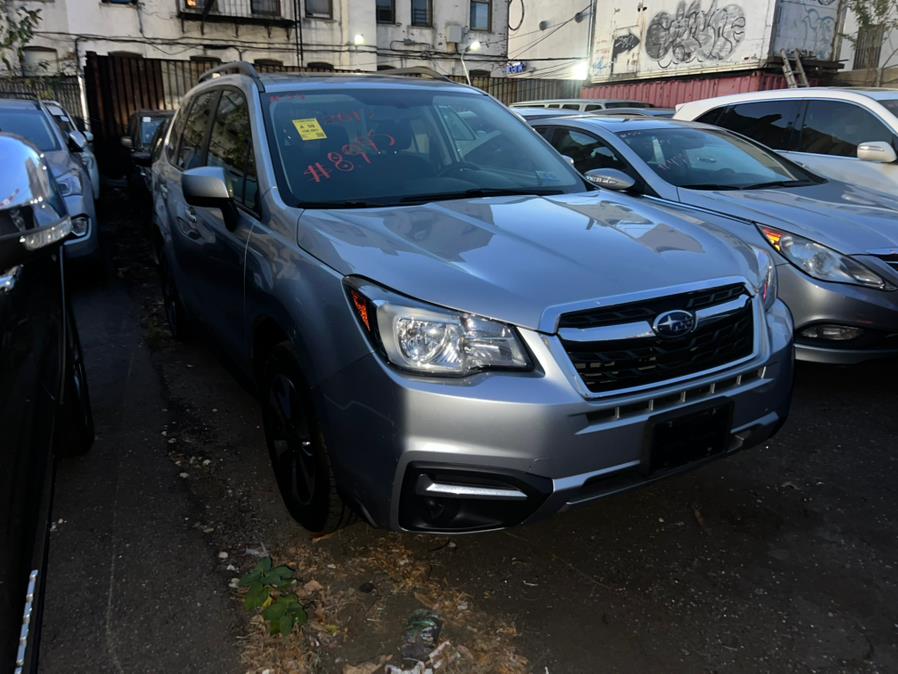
874;253;898;272
559;283;745;329
561;284;755;394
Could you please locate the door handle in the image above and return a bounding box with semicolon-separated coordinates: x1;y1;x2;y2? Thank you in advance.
185;207;198;225
160;184;169;199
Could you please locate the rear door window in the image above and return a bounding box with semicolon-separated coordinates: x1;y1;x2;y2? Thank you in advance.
798;100;896;157
207;89;259;211
175;90;219;170
712;100;802;150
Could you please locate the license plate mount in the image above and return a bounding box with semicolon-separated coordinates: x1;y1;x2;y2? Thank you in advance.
645;399;734;474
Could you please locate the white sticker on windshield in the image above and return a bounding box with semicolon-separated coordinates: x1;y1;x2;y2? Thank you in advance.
142;116;151;123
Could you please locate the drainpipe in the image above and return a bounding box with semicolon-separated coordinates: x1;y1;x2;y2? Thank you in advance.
293;0;304;66
74;38;91;133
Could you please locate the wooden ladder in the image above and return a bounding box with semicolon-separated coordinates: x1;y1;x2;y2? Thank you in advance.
781;50;809;88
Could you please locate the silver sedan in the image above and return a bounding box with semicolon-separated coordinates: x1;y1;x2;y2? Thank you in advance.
532;116;898;364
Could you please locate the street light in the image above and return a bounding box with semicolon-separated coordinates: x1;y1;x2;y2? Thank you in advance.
352;34;365;46
459;39;481;85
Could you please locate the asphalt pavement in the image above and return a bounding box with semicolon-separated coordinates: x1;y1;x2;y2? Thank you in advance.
39;189;898;673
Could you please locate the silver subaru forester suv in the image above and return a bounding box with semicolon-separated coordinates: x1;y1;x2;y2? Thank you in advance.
150;63;794;533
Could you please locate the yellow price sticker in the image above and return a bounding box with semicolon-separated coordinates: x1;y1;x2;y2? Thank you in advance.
292;118;327;141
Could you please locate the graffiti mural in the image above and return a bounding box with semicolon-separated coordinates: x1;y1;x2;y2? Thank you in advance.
772;0;839;60
612;32;641;61
644;0;747;67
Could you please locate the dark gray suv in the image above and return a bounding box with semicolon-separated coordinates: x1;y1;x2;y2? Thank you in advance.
150;63;794;533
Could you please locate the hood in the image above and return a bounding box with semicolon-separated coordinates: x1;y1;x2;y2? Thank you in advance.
298;193;763;331
678;182;898;254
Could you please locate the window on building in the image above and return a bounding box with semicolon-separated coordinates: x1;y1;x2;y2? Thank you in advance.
190;55;222;65
207;89;259;211
799;100;896;157
306;0;332;19
307;61;335;71
21;47;58;75
470;0;490;31
711;100;802;151
254;59;284;71
854;24;885;70
251;0;280;16
411;0;431;26
376;0;395;23
176;90;219;170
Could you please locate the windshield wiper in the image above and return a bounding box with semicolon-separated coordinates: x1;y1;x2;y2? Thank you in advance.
678;183;743;191
739;179;816;190
398;187;563;204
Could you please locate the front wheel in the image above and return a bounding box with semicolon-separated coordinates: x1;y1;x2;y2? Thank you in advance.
261;343;352;532
158;252;190;340
58;312;94;457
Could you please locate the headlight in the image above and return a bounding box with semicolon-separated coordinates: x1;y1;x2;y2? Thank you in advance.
347;280;532;376
754;247;778;311
55;171;83;197
758;225;892;290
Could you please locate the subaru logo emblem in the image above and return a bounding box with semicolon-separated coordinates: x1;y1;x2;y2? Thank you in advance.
652;310;696;338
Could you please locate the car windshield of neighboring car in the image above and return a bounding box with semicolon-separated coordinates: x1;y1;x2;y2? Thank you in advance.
264;88;587;207
879;99;898;116
46;105;76;135
140;115;169;146
0;108;59;151
618;127;817;190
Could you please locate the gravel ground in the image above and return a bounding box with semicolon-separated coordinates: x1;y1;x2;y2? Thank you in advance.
40;188;898;673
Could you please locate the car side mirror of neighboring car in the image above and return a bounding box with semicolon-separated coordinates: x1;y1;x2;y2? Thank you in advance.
182;166;239;231
584;168;637;192
857;141;897;163
67;130;88;154
120;136;133;150
132;151;152;167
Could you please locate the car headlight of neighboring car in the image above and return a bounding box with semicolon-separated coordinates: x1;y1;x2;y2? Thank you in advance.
55;171;83;197
346;280;532;376
758;225;893;290
753;246;778;311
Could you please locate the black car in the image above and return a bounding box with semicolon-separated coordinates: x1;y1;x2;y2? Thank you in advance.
0;133;94;672
121;109;173;195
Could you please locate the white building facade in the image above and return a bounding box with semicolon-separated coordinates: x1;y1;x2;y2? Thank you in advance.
7;0;508;77
505;0;593;80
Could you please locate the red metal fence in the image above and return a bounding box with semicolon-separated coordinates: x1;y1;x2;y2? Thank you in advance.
581;71;802;108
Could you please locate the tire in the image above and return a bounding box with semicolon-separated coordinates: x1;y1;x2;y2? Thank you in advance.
158;252;190;340
261;343;351;532
57;313;95;457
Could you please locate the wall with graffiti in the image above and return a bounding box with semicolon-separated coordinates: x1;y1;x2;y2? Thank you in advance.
590;0;841;83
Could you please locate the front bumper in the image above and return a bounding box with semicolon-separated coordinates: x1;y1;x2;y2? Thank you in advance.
777;262;898;364
317;299;794;532
62;194;99;261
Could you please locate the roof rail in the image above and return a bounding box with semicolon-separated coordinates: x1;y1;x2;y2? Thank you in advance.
198;61;266;92
384;66;454;83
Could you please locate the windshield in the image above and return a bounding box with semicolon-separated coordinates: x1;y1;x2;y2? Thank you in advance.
0;108;59;151
618;127;816;190
880;99;898;116
140;116;168;146
264;88;586;207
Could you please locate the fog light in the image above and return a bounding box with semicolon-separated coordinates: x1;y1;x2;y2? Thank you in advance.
71;215;89;237
800;324;863;341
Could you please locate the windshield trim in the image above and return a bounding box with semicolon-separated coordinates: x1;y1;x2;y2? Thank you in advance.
261;88;590;210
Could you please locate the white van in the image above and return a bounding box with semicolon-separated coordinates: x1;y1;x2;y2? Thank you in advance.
676;88;898;194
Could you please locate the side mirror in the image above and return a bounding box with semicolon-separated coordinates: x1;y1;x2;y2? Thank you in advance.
562;155;576;166
584;168;637;192
132;151;152;167
120;136;133;150
67;130;88;154
182;166;239;231
857;141;897;163
84;131;94;143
